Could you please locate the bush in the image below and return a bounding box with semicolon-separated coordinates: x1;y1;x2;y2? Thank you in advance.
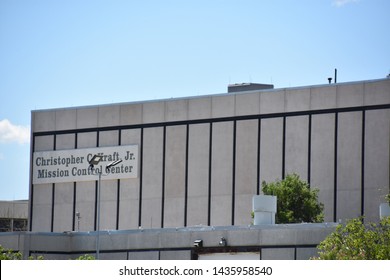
0;245;95;260
0;245;23;260
74;254;95;260
314;216;390;260
261;173;324;223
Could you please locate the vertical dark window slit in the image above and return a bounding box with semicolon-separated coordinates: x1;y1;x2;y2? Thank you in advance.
72;133;78;231
207;122;213;226
161;126;166;228
232;120;237;225
333;112;338;222
184;124;189;226
308;114;312;186
116;129;122;230
51;134;57;232
138;128;144;227
361;110;366;218
257;118;261;195
282;116;286;179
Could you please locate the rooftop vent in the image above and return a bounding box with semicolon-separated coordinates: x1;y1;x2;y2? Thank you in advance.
227;83;274;93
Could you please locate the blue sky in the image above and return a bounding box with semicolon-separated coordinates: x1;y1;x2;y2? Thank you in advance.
0;0;389;200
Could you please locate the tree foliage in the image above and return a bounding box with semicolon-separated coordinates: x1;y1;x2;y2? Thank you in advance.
315;216;390;260
0;245;23;260
74;254;95;260
0;245;95;260
261;173;324;223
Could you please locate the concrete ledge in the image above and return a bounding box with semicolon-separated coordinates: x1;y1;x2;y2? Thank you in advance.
32;79;390;127
0;223;338;259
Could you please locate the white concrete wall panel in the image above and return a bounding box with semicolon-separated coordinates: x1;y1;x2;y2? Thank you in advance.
75;181;96;231
235;92;260;116
212;95;235;118
99;180;118;230
186;197;208;227
259;90;285;114
285;116;308;180
120;103;143;125
34;135;54;151
235;120;258;225
310;86;337;110
118;178;139;230
164;125;186;228
165;99;188;122
188;97;211;120
31;184;52;232
119;129;141;229
33;110;56;132
99;130;119;147
98;105;120;127
55;109;77;131
141;199;161;229
364;109;390;222
311;114;335;222
164;197;185;228
364;79;390;106
337;83;364;108
259;118;283;185
143;101;165;124
235;120;258;194
76;107;98;129
121;129;141;146
337;111;362;221
235;194;255;226
142;127;164;228
211;195;232;226
210;122;233;226
285;88;310;112
77;132;97;148
53;182;73;232
187;124;210;226
56;134;76;150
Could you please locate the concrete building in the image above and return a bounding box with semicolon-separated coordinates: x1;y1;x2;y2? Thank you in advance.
0;200;28;232
1;78;389;259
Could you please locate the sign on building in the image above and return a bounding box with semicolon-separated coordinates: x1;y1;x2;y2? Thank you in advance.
32;145;138;184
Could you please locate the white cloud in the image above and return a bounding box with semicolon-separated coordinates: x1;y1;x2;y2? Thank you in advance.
332;0;359;7
0;119;30;144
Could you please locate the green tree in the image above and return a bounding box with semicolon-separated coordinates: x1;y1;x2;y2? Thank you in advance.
314;217;390;260
0;245;22;260
0;245;97;260
261;173;324;223
0;245;44;260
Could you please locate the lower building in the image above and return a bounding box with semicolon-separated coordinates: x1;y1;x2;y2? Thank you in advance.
0;223;337;260
0;200;28;232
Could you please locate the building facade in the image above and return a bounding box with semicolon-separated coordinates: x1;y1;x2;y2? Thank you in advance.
29;78;390;233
